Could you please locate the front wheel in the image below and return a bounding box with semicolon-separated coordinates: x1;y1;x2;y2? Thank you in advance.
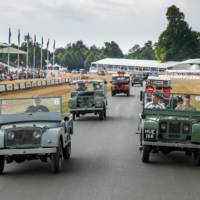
192;151;200;166
142;145;151;163
72;113;76;121
0;156;5;174
99;111;104;120
51;142;63;173
63;142;71;160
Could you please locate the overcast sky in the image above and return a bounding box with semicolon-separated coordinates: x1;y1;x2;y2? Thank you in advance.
0;0;200;53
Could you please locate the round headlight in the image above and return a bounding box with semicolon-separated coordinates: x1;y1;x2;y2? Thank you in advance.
160;123;167;131
183;125;190;132
33;131;41;139
7;132;15;140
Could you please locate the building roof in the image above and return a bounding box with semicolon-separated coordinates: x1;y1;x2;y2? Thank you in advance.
0;47;26;54
0;42;8;47
92;58;179;69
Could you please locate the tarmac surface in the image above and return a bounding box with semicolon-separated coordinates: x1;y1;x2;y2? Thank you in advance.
0;87;200;200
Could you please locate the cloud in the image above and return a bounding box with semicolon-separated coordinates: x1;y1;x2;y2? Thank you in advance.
0;0;199;52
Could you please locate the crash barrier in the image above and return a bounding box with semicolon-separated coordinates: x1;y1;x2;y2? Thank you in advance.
0;76;81;93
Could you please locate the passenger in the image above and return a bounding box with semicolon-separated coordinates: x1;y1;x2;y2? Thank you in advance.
93;82;102;90
25;97;49;112
145;93;165;109
175;96;183;110
77;83;87;91
176;95;196;111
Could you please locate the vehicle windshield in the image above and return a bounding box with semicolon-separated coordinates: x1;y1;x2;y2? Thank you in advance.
143;92;200;112
72;81;104;92
146;79;170;86
0;97;61;115
112;76;130;84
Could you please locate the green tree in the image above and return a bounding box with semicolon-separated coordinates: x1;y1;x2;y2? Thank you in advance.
155;5;199;62
103;41;123;58
126;41;155;60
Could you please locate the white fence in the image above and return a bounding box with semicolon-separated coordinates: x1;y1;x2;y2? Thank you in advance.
0;76;80;93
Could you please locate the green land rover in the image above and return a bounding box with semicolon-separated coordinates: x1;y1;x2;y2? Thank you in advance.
68;80;107;120
139;92;200;165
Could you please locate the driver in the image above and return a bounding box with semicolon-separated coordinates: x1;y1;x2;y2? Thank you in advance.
93;82;102;90
77;83;87;91
145;93;165;109
25;97;49;112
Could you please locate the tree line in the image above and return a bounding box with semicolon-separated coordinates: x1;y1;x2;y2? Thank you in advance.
1;5;200;70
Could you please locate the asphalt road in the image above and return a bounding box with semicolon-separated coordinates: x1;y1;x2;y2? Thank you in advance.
1;87;200;200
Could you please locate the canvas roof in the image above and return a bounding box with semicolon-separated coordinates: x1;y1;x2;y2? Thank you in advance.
92;58;179;69
0;46;26;54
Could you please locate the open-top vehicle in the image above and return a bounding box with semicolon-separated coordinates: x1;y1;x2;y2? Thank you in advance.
145;75;172;102
111;72;130;96
131;73;144;87
68;80;107;120
139;92;200;164
0;96;73;174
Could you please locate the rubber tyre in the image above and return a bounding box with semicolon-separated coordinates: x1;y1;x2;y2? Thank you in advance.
0;156;5;174
72;113;76;121
51;142;63;173
111;92;115;96
99;111;104;120
63;142;71;160
127;92;130;96
76;113;80;118
142;145;151;163
104;108;107;119
192;152;200;166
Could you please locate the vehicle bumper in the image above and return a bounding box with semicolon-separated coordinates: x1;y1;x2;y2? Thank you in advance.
143;141;200;149
0;147;57;155
70;107;103;112
112;90;129;93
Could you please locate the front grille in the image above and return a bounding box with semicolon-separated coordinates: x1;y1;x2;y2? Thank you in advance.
77;96;94;108
5;128;41;148
169;121;181;138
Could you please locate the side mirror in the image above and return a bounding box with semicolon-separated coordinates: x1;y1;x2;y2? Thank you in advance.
139;113;145;119
140;91;143;101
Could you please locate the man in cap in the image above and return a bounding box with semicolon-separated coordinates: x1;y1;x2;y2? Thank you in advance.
25;97;49;112
145;93;165;109
176;95;196;111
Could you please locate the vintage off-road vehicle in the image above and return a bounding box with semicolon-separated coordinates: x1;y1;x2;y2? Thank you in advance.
0;96;73;174
131;73;144;87
145;75;172;102
111;72;130;96
68;80;107;120
139;92;200;164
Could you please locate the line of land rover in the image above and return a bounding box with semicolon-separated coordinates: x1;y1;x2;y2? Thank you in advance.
0;72;200;174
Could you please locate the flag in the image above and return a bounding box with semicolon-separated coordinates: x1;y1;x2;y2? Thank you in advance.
18;29;20;45
53;40;56;50
46;39;49;49
34;35;36;46
41;37;44;47
8;28;11;44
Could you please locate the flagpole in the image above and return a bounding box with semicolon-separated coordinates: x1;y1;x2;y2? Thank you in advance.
7;46;10;68
40;47;43;69
53;40;55;67
17;29;20;68
17;45;20;68
33;47;35;69
26;33;29;79
8;28;11;69
41;37;43;70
